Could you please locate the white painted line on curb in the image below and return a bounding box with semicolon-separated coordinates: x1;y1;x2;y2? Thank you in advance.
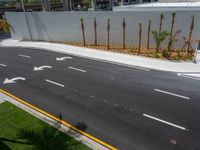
68;66;87;73
45;79;65;87
131;66;151;71
142;113;187;131
154;89;190;100
19;54;31;58
0;63;7;67
177;73;200;81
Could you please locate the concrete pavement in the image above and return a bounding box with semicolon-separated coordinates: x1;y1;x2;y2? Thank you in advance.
0;47;200;150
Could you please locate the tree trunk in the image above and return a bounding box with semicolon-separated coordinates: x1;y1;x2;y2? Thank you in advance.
147;20;151;49
122;17;126;49
107;19;110;50
94;17;97;46
167;13;176;52
186;15;195;54
81;18;86;46
138;23;142;55
157;14;163;52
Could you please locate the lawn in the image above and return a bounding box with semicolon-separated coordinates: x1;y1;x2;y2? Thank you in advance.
0;101;91;150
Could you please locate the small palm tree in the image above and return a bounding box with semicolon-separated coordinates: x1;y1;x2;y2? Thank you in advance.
0;19;11;33
152;30;169;53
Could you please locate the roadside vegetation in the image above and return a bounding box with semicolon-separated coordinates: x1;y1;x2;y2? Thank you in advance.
0;101;91;150
0;19;11;33
63;13;196;61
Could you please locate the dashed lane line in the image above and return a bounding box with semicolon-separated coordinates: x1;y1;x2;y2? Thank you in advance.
154;89;190;100
68;66;87;73
45;79;65;88
19;54;31;58
143;113;187;131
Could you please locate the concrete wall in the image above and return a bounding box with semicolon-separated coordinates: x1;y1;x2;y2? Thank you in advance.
159;0;200;2
5;11;200;48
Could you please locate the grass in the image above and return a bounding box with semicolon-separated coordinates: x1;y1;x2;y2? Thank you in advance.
0;101;91;150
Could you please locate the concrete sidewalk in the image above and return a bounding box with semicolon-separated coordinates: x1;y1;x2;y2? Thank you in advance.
1;39;200;73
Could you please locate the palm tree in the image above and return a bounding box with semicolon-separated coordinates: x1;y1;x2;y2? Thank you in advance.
152;30;169;53
167;12;176;52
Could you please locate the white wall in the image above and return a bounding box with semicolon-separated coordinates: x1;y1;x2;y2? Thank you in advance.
5;11;200;49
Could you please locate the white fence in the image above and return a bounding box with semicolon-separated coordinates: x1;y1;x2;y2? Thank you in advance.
5;11;200;49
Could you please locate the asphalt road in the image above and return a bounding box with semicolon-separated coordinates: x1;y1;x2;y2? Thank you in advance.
0;47;200;150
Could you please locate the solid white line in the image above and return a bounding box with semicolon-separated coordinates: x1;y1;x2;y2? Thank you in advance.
68;66;87;73
155;89;190;100
19;54;31;58
131;66;151;71
0;63;7;67
177;73;200;81
143;113;186;131
45;79;65;87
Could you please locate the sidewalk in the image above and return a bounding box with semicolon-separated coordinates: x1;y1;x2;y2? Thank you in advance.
1;39;200;73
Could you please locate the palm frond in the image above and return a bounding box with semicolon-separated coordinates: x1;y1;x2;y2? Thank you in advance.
0;19;14;33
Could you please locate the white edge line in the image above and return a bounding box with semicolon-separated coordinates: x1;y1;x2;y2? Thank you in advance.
155;89;190;100
178;73;200;81
129;65;151;71
19;54;31;58
0;63;7;67
45;79;65;87
68;66;87;73
143;113;187;131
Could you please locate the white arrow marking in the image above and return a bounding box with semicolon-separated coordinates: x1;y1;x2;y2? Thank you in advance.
33;66;52;71
3;77;26;84
0;63;7;67
56;56;72;61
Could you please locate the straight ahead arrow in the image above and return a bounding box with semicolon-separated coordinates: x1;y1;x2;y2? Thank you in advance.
33;66;52;71
56;57;72;61
3;77;26;84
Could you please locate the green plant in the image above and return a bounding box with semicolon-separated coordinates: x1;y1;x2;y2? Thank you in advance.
0;19;11;33
152;30;170;53
162;49;170;58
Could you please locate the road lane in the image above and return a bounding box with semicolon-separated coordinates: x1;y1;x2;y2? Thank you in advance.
0;47;200;150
